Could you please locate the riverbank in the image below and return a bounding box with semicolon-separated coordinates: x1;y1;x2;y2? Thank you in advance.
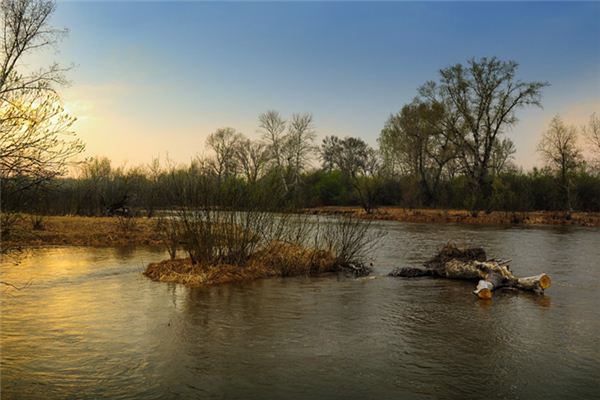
2;215;162;249
2;214;364;287
144;244;340;287
4;207;599;252
305;206;600;227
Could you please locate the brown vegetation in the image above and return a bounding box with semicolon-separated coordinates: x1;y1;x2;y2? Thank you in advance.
144;243;340;287
306;206;600;227
1;214;162;249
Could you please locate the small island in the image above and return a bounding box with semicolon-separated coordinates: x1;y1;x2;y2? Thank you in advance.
138;201;377;286
144;243;342;287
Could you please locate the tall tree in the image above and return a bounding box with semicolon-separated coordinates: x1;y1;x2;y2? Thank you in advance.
537;116;582;212
0;0;69;98
258;110;288;190
259;110;286;169
419;57;548;208
284;112;316;188
582;112;600;170
0;92;82;202
205;127;243;182
379;101;456;205
320;135;381;213
235;138;269;184
0;0;83;214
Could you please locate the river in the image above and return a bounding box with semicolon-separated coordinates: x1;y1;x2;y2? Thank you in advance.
1;221;599;399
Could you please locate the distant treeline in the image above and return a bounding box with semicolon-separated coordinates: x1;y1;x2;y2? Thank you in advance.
3;58;600;216
3;151;600;216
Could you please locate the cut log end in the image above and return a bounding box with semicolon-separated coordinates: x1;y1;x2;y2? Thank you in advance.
476;287;492;300
473;272;552;299
474;280;494;300
516;273;552;293
539;274;551;290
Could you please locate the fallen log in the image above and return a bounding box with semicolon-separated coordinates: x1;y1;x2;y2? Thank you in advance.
389;244;551;299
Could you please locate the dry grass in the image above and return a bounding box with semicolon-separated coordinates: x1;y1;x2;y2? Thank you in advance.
2;214;163;248
144;243;339;287
305;206;600;227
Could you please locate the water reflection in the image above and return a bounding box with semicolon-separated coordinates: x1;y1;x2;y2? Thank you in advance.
2;222;600;399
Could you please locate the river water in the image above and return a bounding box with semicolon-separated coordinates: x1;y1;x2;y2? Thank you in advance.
1;221;599;399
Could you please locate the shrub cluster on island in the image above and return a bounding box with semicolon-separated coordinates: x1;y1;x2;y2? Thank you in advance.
140;204;380;286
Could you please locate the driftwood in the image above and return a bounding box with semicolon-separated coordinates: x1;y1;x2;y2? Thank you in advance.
389;244;551;299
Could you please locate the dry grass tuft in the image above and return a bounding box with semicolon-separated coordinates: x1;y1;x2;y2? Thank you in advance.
251;243;339;277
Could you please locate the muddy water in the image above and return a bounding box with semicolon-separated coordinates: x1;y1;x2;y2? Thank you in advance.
1;222;599;399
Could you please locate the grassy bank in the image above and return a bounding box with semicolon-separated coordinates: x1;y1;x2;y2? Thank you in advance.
306;207;600;227
144;243;340;287
2;215;162;249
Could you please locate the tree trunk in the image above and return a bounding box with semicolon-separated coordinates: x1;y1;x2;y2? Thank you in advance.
389;244;551;299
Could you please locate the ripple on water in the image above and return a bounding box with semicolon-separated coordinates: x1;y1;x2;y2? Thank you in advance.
2;223;600;399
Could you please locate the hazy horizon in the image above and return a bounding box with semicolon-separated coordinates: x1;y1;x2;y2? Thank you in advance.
43;1;600;169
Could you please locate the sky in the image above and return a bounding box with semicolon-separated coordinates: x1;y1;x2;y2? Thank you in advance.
39;1;600;169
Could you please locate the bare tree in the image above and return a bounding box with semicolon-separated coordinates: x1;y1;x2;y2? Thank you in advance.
582;113;600;169
259;110;287;168
0;91;83;201
1;0;69;98
537;115;582;212
235;138;269;184
258;110;316;193
205;127;243;182
0;0;83;213
419;57;548;208
258;110;288;191
284;112;316;188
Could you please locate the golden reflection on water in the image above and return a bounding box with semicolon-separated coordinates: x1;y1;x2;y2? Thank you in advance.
1;247;170;350
1;223;599;400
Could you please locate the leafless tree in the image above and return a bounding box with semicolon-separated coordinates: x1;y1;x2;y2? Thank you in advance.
235;138;269;184
1;0;69;98
582;113;600;169
284;112;316;188
205;127;243;182
1;91;83;199
1;0;83;213
258;110;288;190
538;115;582;211
259;110;287;169
258;110;317;193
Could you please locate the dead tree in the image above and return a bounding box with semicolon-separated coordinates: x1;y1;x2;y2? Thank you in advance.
389;243;551;299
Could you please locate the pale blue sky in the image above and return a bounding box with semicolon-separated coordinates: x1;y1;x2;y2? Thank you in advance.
46;1;600;168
